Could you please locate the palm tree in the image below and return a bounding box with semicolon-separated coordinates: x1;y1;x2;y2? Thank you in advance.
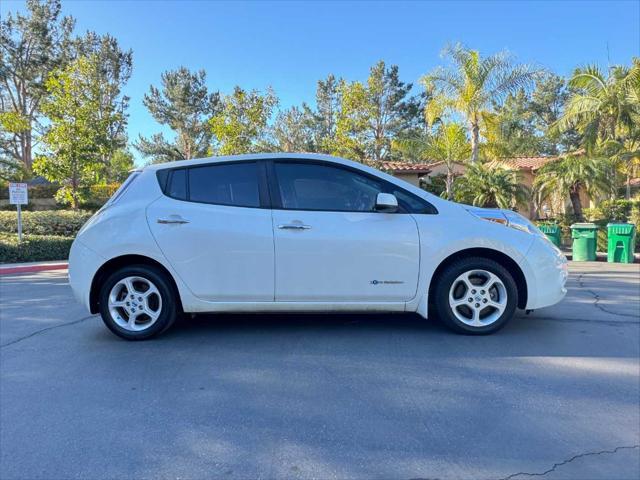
425;122;470;199
534;155;613;220
454;163;529;209
556;60;638;149
422;44;539;163
555;59;640;197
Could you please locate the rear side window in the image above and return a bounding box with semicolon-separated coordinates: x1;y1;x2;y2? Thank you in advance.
167;169;187;200
188;162;260;207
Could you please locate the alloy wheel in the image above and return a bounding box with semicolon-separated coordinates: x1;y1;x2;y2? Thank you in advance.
448;269;508;327
107;276;163;332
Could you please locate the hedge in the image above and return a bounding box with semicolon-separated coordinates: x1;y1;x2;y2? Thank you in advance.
0;210;93;237
0;233;73;263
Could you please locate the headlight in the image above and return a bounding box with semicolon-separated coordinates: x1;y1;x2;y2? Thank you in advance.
468;208;546;238
503;211;546;237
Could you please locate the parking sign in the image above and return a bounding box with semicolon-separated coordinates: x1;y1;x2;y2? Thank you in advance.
9;183;28;205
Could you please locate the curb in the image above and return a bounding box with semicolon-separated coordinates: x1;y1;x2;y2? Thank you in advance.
0;263;68;276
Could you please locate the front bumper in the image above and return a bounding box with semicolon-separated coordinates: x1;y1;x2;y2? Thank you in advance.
68;239;105;312
522;238;568;310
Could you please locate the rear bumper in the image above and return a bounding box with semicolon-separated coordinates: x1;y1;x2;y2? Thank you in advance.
521;238;568;310
68;239;105;312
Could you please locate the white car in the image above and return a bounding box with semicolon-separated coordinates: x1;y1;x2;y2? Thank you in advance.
69;153;568;340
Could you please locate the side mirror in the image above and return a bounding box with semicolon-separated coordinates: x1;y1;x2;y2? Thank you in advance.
375;193;398;213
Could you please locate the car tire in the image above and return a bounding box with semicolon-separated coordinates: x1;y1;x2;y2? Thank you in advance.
433;257;518;335
98;264;178;340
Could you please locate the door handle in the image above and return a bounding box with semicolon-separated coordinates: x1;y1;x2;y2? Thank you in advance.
157;218;189;225
278;224;311;230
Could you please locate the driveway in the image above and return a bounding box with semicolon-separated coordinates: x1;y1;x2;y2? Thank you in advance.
1;262;639;479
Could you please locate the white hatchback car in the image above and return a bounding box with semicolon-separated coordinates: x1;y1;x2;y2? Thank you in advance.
69;153;568;340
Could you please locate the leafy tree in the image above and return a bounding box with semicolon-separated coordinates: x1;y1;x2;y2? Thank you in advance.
34;55;128;208
0;0;74;172
136;67;220;163
425;122;470;199
534;155;613;219
389;129;431;163
529;73;580;154
75;31;132;183
210;87;278;155
304;74;342;153
454;163;528;209
422;43;539;163
482;74;581;158
272;106;314;152
483;89;542;158
106;149;135;183
335;61;419;162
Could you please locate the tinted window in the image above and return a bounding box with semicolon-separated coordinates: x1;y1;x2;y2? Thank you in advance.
391;187;437;214
188;162;260;207
275;162;382;212
167;169;187;200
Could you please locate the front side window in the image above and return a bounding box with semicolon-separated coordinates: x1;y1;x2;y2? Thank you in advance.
188;162;260;207
274;162;383;212
391;187;438;214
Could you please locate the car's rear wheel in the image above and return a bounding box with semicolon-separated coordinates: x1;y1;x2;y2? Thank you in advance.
433;257;518;334
98;265;177;340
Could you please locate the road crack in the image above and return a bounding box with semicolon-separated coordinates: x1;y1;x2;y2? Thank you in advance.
496;445;640;479
576;273;639;319
0;315;96;349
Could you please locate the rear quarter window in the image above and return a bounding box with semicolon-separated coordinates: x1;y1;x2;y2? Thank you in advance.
108;171;140;205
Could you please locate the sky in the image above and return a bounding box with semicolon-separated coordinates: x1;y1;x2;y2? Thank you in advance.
3;0;640;165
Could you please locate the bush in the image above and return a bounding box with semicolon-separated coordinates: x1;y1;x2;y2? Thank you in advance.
54;183;120;208
0;233;73;263
584;199;640;223
0;210;93;236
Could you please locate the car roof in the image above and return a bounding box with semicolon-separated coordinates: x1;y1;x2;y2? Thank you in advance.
144;153;352;171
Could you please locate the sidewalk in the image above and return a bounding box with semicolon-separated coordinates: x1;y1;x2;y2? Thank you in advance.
561;248;640;262
0;260;68;275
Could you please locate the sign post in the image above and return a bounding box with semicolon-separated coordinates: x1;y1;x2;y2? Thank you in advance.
8;183;28;242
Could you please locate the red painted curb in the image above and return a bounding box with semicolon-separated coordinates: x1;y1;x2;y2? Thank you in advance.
0;263;68;275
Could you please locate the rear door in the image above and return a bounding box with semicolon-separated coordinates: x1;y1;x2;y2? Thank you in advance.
147;161;274;302
269;160;421;303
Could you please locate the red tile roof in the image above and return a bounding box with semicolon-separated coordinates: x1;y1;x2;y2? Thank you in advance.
496;156;557;171
380;161;433;174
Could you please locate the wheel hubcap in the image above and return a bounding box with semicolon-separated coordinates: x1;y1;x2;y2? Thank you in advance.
108;276;162;332
448;269;507;327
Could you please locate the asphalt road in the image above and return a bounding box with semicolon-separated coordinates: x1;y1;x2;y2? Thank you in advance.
1;262;639;480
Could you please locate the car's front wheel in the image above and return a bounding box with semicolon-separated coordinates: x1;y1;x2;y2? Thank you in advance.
433;257;518;334
98;265;178;340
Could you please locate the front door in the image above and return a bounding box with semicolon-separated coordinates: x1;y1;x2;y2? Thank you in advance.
270;161;420;302
147;161;274;302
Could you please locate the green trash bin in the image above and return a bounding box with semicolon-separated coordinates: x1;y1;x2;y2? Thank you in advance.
607;223;636;263
538;223;562;247
570;223;598;261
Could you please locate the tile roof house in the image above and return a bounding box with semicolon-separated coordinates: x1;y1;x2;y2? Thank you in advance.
379;155;597;220
494;156;556;171
379;161;434;186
